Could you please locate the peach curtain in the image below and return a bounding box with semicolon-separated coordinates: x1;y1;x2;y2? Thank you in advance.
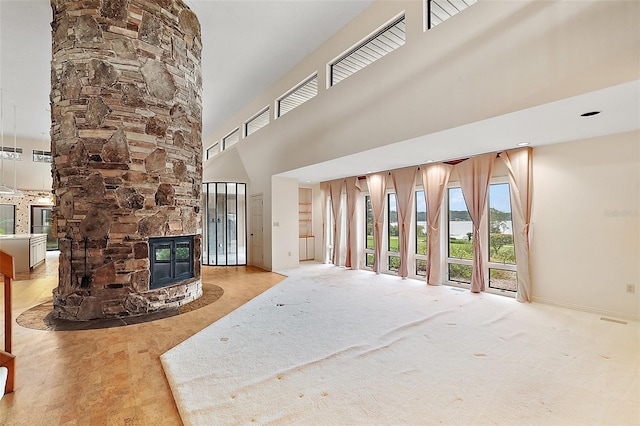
391;166;418;278
455;154;494;293
499;148;533;302
421;163;453;285
329;179;345;266
320;181;330;264
345;177;361;269
366;172;388;273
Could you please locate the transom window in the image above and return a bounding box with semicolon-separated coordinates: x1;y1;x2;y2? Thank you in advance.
277;74;318;118
426;0;478;30
330;15;405;86
0;147;22;160
223;129;239;150
244;107;270;137
32;150;52;163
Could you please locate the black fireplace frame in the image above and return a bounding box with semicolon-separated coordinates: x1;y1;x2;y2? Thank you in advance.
149;235;194;289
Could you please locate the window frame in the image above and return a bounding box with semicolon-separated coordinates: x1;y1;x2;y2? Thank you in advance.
386;192;400;274
486;179;517;295
414;188;428;277
222;128;240;150
328;13;406;87
276;73;318;118
244;106;270;137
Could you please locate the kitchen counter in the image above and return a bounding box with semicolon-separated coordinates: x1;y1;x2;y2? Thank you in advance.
0;234;48;273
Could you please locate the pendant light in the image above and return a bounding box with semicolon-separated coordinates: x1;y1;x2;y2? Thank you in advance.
11;105;23;197
0;89;15;195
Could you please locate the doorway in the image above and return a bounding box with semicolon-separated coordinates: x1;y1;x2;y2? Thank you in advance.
31;206;58;250
202;182;247;266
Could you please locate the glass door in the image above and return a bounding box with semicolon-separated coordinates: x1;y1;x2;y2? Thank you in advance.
31;206;58;250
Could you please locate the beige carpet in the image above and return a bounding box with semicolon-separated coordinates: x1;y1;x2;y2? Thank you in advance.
161;263;639;425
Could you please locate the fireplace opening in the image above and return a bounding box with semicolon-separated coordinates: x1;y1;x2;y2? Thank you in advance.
149;236;194;290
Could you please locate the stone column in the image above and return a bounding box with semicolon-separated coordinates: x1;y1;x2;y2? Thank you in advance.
50;0;203;320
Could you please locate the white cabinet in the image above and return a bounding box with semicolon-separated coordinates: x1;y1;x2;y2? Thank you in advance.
29;234;47;268
0;234;47;273
299;236;315;260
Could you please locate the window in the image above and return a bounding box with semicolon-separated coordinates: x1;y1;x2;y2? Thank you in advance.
244;107;269;137
426;0;478;30
222;129;239;150
330;15;405;86
0;204;16;234
488;183;517;292
415;190;427;276
277;74;318;118
32;150;52;163
206;142;219;159
149;236;194;289
203;182;247;266
447;187;472;283
365;195;374;268
0;147;22;160
387;193;399;272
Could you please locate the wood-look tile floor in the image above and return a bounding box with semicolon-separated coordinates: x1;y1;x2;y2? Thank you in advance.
0;253;285;425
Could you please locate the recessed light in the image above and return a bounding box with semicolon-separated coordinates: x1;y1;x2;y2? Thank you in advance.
580;111;601;117
517;142;530;147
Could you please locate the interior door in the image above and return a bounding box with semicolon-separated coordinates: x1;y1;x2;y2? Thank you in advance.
250;194;263;268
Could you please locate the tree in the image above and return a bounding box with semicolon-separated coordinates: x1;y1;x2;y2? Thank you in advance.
490;233;514;258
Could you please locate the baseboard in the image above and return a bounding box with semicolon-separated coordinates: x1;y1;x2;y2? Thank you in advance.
532;296;639;322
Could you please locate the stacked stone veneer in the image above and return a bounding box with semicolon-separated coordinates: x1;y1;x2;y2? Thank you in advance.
50;0;203;320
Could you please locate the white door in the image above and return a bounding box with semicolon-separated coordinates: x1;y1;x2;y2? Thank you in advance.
250;194;264;268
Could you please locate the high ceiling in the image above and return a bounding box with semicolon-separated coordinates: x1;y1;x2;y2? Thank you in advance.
0;0;373;142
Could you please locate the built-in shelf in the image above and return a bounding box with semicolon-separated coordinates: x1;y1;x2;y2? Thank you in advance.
299;188;314;260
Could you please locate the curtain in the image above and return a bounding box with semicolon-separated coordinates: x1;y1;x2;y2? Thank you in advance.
345;177;361;269
391;166;418;278
455;154;494;293
421;163;453;285
320;181;330;264
499;148;533;302
366;172;388;273
329;179;345;266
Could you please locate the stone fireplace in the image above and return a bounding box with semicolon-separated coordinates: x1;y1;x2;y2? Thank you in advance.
49;0;203;320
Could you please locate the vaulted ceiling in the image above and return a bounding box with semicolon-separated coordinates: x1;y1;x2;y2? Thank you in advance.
0;0;373;142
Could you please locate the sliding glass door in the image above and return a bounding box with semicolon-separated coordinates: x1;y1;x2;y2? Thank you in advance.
202;182;247;266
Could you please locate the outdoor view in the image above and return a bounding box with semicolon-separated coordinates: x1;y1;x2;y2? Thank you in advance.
363;184;516;290
415;190;427;276
365;195;374;268
0;204;15;235
448;184;516;290
387;193;399;271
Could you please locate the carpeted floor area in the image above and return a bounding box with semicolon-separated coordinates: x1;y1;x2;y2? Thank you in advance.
161;263;640;425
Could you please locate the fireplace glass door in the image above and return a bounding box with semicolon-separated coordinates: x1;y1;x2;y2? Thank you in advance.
149;236;194;289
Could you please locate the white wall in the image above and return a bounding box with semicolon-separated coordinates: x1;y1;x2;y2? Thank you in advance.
531;131;640;320
203;0;638;275
1;136;51;191
271;176;299;271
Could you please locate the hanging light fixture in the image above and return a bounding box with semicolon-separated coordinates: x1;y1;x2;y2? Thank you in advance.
10;105;24;198
37;131;53;204
0;89;15;195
